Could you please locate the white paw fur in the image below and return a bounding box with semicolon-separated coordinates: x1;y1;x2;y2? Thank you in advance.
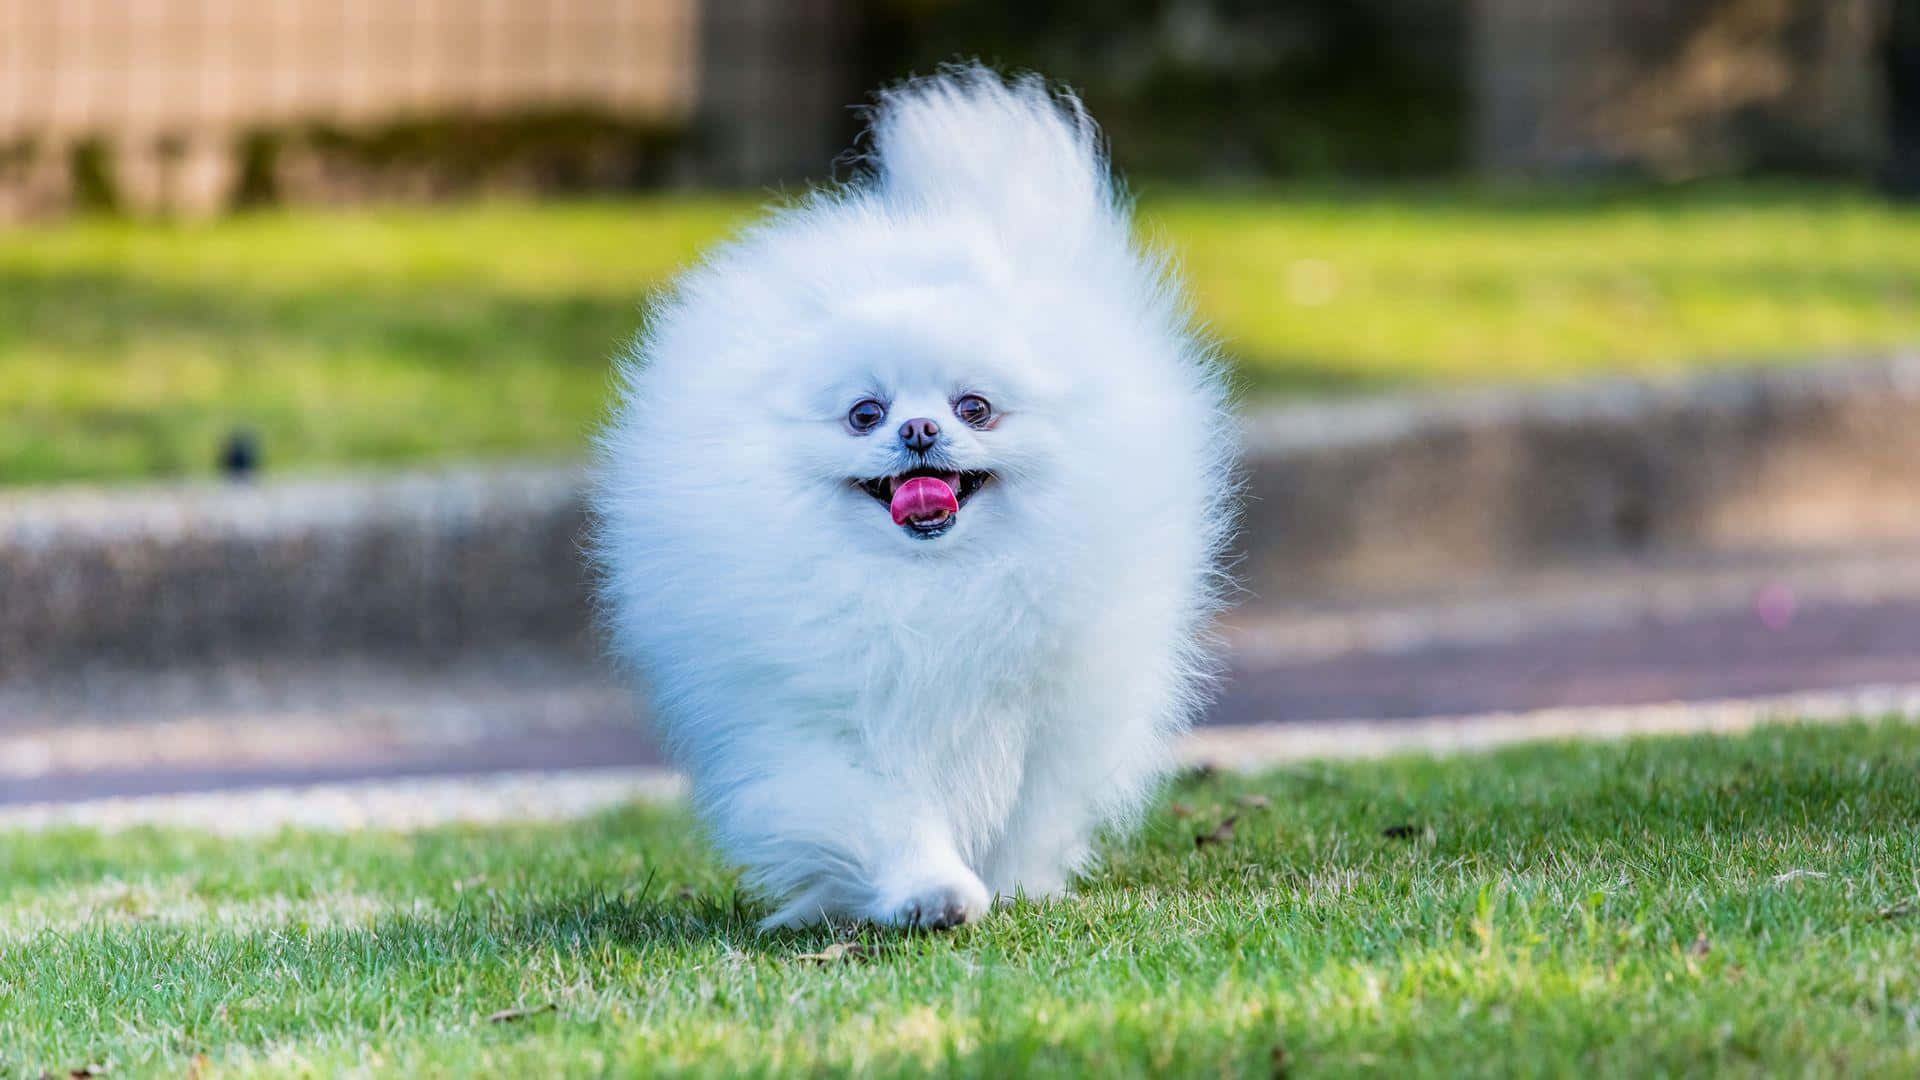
591;66;1236;931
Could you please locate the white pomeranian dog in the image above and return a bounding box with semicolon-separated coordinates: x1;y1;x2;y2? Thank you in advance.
591;67;1236;930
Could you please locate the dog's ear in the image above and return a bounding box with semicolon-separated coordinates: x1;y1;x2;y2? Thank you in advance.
865;65;1120;255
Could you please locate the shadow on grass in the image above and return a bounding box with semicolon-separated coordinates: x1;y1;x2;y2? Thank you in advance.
491;881;981;961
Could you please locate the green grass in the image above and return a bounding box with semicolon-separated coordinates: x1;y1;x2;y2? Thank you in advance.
4;186;1920;485
3;721;1918;1076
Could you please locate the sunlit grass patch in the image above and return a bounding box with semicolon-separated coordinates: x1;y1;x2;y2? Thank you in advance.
2;720;1916;1076
3;186;1919;485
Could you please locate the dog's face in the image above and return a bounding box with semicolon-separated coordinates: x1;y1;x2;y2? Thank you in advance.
765;282;1075;549
839;384;997;541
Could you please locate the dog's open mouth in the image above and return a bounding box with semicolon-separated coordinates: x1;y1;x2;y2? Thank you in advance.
855;468;991;536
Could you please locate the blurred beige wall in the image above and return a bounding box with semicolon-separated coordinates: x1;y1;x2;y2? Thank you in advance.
0;0;700;215
0;0;696;136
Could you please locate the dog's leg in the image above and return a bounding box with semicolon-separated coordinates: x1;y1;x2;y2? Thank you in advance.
700;743;989;931
978;766;1093;903
861;816;992;931
980;702;1172;903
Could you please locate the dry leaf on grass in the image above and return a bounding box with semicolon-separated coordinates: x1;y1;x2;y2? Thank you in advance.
1167;801;1195;819
795;942;872;963
1235;794;1272;811
1689;934;1710;956
1195;814;1240;848
486;1003;557;1023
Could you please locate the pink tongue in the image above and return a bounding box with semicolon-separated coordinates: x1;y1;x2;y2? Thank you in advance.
890;476;959;527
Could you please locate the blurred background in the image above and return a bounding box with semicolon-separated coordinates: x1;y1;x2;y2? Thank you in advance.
0;0;1912;478
3;0;1920;808
0;0;1916;482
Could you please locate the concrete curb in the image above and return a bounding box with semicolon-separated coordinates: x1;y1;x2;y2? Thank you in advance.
0;465;590;677
5;354;1919;674
1239;351;1920;598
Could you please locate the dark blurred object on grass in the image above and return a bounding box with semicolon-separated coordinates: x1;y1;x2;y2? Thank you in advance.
219;429;259;482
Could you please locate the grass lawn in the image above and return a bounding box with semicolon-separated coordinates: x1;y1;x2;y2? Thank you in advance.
3;185;1919;485
3;721;1917;1076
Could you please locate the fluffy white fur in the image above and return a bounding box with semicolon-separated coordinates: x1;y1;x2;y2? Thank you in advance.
591;68;1237;930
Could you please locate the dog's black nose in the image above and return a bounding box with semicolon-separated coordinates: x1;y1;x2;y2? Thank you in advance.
898;417;940;452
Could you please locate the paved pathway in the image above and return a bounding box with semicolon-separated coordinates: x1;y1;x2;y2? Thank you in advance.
6;544;1920;815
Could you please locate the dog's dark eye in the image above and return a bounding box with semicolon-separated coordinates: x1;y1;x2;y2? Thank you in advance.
847;398;887;433
953;394;992;427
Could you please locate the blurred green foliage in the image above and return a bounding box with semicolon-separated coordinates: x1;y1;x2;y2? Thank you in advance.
2;186;1917;486
857;0;1467;177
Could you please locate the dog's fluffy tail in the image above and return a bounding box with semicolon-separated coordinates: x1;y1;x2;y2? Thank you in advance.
865;66;1122;251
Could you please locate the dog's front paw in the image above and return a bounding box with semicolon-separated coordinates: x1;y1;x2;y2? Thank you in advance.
874;874;991;931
